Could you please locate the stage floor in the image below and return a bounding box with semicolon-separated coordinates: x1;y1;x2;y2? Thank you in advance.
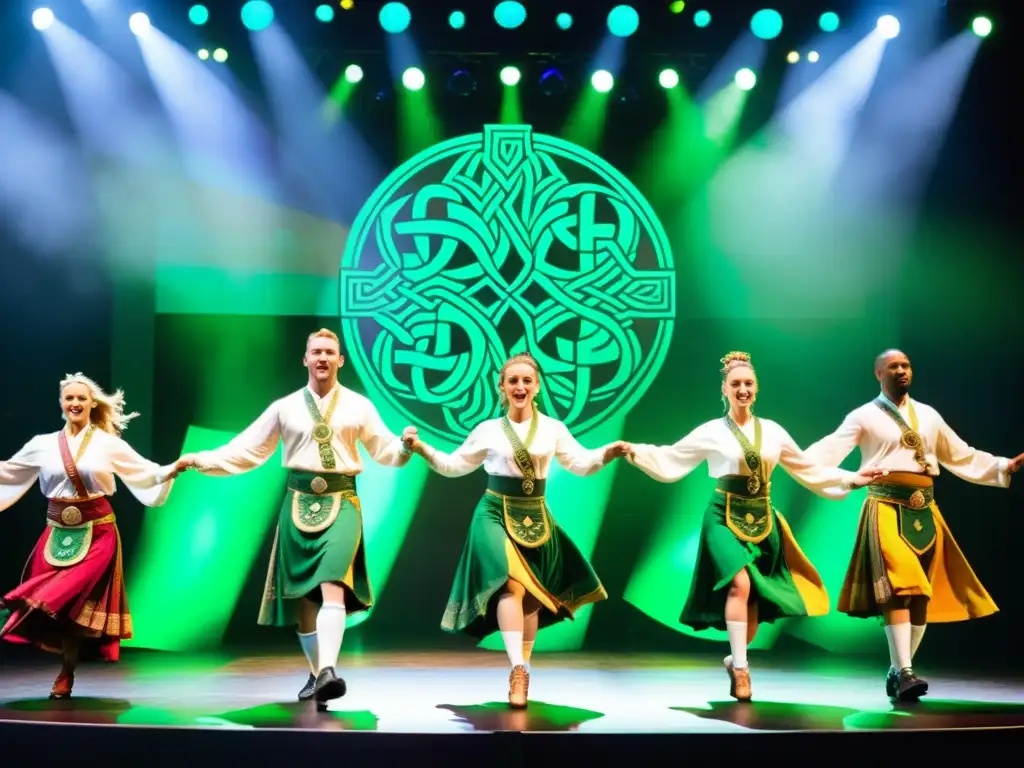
2;649;1024;734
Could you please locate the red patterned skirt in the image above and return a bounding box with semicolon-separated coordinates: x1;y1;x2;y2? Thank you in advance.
0;496;131;662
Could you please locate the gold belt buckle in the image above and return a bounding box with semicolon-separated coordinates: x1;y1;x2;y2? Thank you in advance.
310;476;328;494
907;490;926;510
61;506;83;526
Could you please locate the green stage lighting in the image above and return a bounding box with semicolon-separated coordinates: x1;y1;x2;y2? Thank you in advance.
449;10;465;29
494;1;526;29
693;9;711;28
213;48;228;62
972;16;992;37
500;66;521;86
379;2;411;34
658;68;679;88
819;11;840;32
345;64;363;83
607;5;639;37
591;69;614;92
402;67;425;90
556;12;573;30
735;67;756;91
240;1;274;31
197;48;210;60
188;4;209;25
750;9;783;40
669;1;685;13
315;4;334;22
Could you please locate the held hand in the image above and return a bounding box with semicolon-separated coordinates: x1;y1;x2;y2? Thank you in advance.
849;467;888;488
401;426;420;453
175;454;198;473
1008;452;1024;475
603;440;632;462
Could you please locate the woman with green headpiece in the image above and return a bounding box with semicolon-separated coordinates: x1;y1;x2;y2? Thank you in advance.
624;351;885;702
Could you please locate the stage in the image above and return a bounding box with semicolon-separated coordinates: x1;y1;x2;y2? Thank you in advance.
1;649;1022;763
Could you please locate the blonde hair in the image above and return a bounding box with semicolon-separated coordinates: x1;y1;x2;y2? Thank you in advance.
497;353;542;410
59;373;139;436
720;351;755;378
307;328;341;350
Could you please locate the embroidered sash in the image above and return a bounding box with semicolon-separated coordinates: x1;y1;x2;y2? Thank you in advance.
303;388;340;470
873;396;928;471
724;415;766;496
500;410;540;496
58;426;95;501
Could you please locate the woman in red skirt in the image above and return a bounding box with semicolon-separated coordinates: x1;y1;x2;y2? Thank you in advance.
0;373;181;698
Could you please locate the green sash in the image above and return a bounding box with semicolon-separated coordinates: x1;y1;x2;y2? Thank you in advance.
724;415;767;496
873;396;928;471
303;388;340;471
499;410;540;496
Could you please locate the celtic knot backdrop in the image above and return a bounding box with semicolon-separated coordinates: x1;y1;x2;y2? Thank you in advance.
340;124;676;445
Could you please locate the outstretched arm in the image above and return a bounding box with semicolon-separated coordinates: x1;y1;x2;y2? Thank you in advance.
404;424;488;478
935;415;1017;488
109;436;179;507
626;424;713;484
0;437;42;513
360;401;412;468
777;427;883;500
181;403;282;476
803;412;862;469
553;423;627;477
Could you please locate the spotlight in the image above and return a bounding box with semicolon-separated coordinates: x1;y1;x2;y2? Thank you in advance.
807;51;820;63
500;66;521;86
447;69;476;96
380;2;410;33
341;0;354;8
448;11;465;29
539;68;566;95
693;10;711;28
669;1;685;13
819;11;839;32
658;68;679;89
31;7;55;30
607;5;639;37
241;1;274;32
213;48;228;63
972;16;992;38
402;67;425;91
734;68;756;91
786;51;800;64
494;1;526;29
315;5;334;22
128;12;150;35
188;5;209;25
750;9;783;40
876;15;900;39
198;48;210;60
345;64;363;83
591;70;614;93
556;13;573;30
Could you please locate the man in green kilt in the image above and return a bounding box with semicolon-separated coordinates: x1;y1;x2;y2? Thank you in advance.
178;329;412;708
805;349;1023;701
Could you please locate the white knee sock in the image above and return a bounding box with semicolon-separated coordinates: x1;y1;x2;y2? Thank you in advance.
501;631;525;667
725;621;748;669
885;622;912;671
522;640;535;666
297;630;318;675
315;603;346;673
910;624;926;660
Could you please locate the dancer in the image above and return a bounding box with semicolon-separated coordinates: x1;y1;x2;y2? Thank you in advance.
804;348;1023;701
175;329;411;709
402;352;628;709
0;373;180;698
624;352;884;702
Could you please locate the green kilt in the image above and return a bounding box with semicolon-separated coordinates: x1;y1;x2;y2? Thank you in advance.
257;470;372;627
442;475;607;638
681;475;828;631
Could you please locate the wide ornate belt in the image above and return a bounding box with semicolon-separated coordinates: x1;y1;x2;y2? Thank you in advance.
286;471;356;496
868;480;935;510
487;475;547;500
715;474;771;500
46;497;113;528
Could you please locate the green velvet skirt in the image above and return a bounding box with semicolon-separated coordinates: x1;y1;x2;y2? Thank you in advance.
441;475;607;638
257;471;373;627
681;475;830;631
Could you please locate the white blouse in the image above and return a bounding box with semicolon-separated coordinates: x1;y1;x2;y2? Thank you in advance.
192;384;409;476
628;416;858;500
0;427;176;512
804;395;1010;487
425;412;607;479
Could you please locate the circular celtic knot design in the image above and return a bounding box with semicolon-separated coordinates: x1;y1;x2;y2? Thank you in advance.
340;124;675;445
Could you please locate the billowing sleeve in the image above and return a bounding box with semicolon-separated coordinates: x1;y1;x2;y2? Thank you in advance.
935;415;1010;488
777;426;858;500
627;424;714;483
0;437;42;513
554;422;607;477
424;424;489;478
359;400;410;468
192;402;281;476
109;436;177;507
803;411;862;468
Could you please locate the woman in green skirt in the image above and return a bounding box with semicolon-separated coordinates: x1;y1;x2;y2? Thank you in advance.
625;352;884;701
404;353;629;708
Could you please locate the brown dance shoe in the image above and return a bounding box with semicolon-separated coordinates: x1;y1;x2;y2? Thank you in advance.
49;667;75;700
508;664;530;709
731;666;752;702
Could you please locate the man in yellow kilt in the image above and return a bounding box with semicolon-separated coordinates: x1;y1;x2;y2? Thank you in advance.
806;349;1023;702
